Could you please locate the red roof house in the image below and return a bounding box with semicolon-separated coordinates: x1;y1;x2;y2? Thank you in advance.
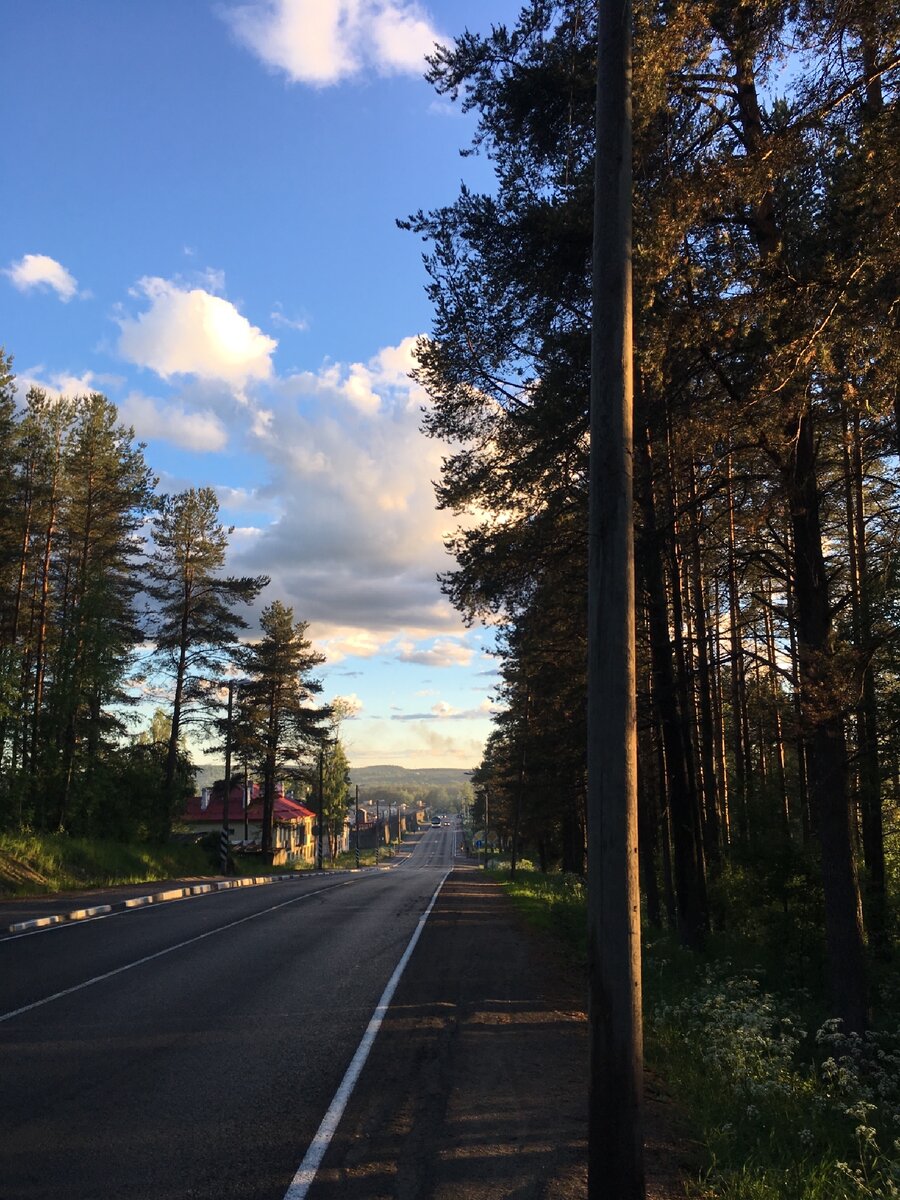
181;787;316;864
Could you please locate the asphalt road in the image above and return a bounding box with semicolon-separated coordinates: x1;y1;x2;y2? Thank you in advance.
0;826;459;1200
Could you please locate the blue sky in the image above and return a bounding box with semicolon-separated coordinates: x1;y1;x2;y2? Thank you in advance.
2;0;525;770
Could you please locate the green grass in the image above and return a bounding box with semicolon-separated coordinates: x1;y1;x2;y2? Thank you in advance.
488;863;900;1200
489;862;588;966
0;830;216;895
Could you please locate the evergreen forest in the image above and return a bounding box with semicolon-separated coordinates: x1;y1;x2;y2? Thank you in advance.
0;367;328;852
406;0;899;1041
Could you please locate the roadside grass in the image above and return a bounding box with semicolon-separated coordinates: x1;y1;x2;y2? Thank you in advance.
330;847;386;869
488;860;588;966
0;830;214;895
0;828;410;896
230;844;402;875
488;863;900;1199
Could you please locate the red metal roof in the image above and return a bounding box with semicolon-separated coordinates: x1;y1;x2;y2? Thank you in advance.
183;792;315;824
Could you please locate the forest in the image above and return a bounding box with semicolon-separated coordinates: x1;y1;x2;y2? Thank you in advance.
406;0;898;1043
0;372;331;854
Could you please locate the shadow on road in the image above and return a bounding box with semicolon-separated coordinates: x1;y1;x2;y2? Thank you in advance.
309;869;588;1200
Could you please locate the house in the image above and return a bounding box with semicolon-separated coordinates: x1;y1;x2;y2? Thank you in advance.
181;785;316;865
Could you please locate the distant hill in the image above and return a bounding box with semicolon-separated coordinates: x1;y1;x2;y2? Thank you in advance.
191;763;473;796
348;765;472;789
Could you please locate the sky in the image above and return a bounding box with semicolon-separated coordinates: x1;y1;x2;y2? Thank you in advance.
1;0;526;771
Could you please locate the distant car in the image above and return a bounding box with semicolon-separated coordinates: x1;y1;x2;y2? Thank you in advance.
431;817;441;827
442;820;450;826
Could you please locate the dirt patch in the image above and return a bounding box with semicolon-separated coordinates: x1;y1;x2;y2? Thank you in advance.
309;868;690;1199
0;848;52;894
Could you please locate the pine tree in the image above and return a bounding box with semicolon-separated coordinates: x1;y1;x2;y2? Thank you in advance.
238;601;327;853
147;486;268;836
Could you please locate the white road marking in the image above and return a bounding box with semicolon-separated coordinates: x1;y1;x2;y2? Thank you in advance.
283;868;451;1200
0;879;358;1024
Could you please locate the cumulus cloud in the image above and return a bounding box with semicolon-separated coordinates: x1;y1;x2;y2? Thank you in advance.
391;697;495;721
331;692;364;717
317;629;393;661
222;0;444;87
395;639;474;668
117;276;277;384
222;334;470;640
14;368;128;405
117;392;229;452
5;253;79;301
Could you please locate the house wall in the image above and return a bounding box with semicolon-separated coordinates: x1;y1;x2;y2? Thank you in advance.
183;817;315;864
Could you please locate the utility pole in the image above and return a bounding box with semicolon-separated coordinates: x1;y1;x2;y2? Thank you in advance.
355;784;360;869
587;1;644;1196
317;746;324;871
483;788;490;869
220;678;235;875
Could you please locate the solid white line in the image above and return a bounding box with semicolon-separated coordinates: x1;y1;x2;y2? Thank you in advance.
283;868;451;1200
0;879;358;1025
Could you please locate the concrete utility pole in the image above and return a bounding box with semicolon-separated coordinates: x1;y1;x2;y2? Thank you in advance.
587;0;645;1196
355;784;360;869
317;747;324;871
483;788;490;869
220;678;235;875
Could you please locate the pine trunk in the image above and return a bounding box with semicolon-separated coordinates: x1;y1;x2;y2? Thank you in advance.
788;405;868;1031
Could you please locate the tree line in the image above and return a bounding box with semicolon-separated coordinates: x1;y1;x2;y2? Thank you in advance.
0;364;330;851
409;0;898;1033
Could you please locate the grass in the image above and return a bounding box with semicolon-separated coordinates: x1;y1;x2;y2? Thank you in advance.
0;831;408;895
487;862;900;1200
489;860;588;964
0;830;216;895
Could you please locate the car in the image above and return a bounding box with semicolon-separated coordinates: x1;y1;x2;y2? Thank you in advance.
442;820;450;826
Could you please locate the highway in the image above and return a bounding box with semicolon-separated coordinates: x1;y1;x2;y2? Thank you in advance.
0;824;458;1200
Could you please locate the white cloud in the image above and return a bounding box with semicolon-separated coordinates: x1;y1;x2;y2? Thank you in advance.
140;333;474;649
14;368;126;404
118;392;229;452
316;629;392;662
117;276;277;384
5;253;80;301
391;696;495;721
370;3;440;72
270;306;309;332
222;0;443;87
331;692;364;717
395;639;474;668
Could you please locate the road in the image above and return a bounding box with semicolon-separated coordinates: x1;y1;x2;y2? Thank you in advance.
0;825;459;1200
